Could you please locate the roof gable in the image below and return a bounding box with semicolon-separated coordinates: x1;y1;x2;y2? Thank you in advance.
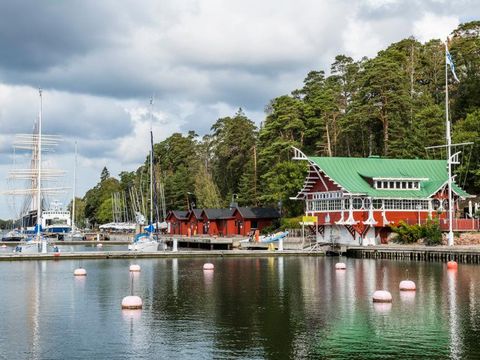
187;209;204;221
166;210;188;220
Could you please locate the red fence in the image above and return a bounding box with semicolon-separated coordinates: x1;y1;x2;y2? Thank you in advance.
404;218;480;231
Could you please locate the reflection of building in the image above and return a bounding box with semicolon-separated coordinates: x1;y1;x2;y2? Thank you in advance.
166;207;280;237
291;148;472;245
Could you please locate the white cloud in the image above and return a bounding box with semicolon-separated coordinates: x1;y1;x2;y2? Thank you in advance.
413;13;460;42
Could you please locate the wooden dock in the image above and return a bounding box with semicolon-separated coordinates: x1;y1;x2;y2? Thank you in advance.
162;236;236;250
0;249;323;261
347;245;480;264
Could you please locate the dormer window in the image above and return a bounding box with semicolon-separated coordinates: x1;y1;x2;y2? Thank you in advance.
373;179;423;190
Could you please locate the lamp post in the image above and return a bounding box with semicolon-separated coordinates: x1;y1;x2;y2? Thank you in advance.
416;204;422;225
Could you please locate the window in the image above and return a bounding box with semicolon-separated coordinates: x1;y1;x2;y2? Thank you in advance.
374;180;421;190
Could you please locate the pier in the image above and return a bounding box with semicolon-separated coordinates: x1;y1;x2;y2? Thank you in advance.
0;249;322;261
346;245;480;264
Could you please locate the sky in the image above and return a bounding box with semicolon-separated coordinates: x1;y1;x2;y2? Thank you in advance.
0;0;478;219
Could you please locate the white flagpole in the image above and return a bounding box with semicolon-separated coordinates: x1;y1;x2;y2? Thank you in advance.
445;41;454;246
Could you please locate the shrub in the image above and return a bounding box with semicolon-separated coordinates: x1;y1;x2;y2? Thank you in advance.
423;219;442;246
280;216;303;230
390;219;442;246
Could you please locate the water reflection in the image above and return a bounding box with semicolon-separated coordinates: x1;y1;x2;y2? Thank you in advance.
1;258;480;359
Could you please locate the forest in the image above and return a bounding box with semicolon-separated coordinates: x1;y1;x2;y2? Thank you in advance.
77;21;480;228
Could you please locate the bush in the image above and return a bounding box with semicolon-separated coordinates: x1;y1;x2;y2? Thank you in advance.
390;219;442;246
423;219;442;246
280;216;303;230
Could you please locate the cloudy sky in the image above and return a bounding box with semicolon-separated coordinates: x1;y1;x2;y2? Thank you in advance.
0;0;478;219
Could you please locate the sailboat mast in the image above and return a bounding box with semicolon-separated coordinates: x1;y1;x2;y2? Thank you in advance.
445;42;454;246
149;98;154;226
72;141;77;230
36;89;42;240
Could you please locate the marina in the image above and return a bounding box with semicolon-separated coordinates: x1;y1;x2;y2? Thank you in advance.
1;255;480;359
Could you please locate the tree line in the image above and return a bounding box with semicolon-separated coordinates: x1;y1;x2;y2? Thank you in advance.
77;21;480;227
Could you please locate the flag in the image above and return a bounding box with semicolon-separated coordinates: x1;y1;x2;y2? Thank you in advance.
446;49;460;82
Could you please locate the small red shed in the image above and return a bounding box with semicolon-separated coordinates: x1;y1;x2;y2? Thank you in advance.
166;210;189;235
200;208;236;236
232;207;280;236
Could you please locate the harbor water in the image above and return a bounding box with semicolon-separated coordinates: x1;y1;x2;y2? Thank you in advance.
0;256;478;359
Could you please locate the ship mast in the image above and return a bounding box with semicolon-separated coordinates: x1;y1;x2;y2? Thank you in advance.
72;141;77;231
149;97;154;228
37;90;47;252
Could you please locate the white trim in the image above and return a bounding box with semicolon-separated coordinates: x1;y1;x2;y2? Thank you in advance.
372;177;429;181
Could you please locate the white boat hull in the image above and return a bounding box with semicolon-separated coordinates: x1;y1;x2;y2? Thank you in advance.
128;241;159;252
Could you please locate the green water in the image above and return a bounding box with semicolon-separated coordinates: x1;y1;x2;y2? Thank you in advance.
0;257;477;359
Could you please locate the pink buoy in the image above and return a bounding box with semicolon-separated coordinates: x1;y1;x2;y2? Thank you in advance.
372;290;392;303
447;261;458;270
74;268;87;276
335;262;346;270
203;263;214;270
129;264;141;272
1;244;7;248
97;243;103;248
121;295;143;309
399;280;416;291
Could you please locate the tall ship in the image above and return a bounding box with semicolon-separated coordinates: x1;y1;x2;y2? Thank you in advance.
4;90;69;250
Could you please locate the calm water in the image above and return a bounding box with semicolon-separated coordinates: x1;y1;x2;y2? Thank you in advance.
0;256;479;360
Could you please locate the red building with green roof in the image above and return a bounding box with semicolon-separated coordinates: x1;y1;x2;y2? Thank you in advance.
292;148;474;245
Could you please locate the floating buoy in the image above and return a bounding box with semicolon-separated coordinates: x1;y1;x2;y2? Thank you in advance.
1;244;7;248
97;243;103;248
74;268;87;276
399;280;416;291
54;252;61;257
372;290;392;303
129;264;141;272
335;262;346;270
447;261;458;270
121;295;143;309
203;263;214;270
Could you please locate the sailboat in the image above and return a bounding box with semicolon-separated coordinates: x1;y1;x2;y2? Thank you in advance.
65;142;83;241
128;100;160;252
6;90;66;253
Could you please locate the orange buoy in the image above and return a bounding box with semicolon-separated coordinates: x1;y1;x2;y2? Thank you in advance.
335;262;346;270
121;295;143;309
372;290;392;303
447;261;458;270
203;263;214;270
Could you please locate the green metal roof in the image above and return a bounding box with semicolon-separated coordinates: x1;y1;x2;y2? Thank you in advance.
307;156;469;198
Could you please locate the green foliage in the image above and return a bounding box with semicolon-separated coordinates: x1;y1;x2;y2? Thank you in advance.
423;219;443;246
100;166;110;182
280;216;303;230
390;219;442;246
68;197;86;229
210;109;258;199
259;161;307;217
194;163;221;208
83;170;121;225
